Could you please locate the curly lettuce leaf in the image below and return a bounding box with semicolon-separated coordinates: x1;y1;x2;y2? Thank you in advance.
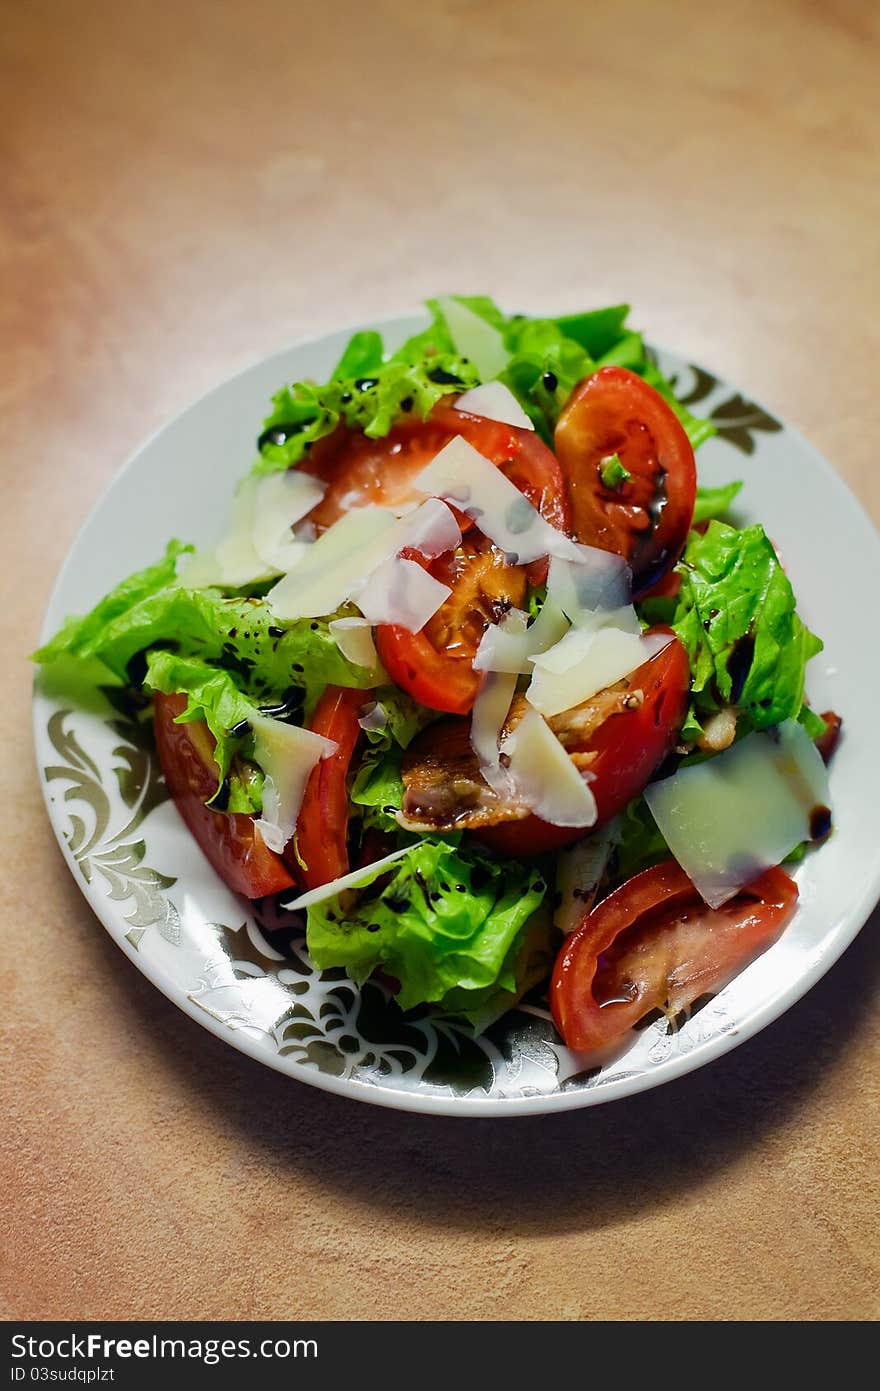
33;560;377;717
349;686;432;833
692;480;743;524
257;297;712;457
673;521;823;732
305;839;548;1013
608;796;671;887
33;540;192;667
349;746;405;834
331;330;384;382
498;316;597;435
254;349;480;474
142;651;262;804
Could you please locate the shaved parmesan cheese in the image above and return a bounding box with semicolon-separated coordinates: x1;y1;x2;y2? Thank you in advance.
251;715;337;854
356;555;451;632
393;497;461;559
470;612;524;788
546;552;634;627
454;381;534;431
473;600;573;677
357;701;388;734
520;597;571;659
472;608;530;673
554;821;619;933
268;506;396;618
527;628;671;717
501;709;597;828
471;670;518;792
212;476;276;585
178;478;274;589
251;470;326;572
178;472;326;588
282;846;414;912
644;720;831;908
267;500;460;620
328;617;383;675
416;438;587;565
436;295;510;381
176;548;226;588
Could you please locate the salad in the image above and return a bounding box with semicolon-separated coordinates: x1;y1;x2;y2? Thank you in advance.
34;296;842;1060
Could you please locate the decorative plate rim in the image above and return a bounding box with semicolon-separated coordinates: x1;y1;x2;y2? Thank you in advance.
32;310;880;1117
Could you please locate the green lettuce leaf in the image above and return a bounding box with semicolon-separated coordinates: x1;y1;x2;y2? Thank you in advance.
672;521;823;731
34;561;377;716
305;839;548;1013
331;330;384;382
349;686;432;833
254;297;714;467
33;540;191;666
609;797;671;886
142;651;263;807
498;316;597;435
254;349;479;474
692;480;743;524
349;746;405;833
798;704;828;741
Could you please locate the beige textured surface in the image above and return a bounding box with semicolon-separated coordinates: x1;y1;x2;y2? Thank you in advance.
3;0;879;1322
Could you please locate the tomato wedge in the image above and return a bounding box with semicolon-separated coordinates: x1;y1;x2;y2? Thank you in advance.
153;692;294;899
478;633;690;855
399;631;689;850
369;406;567;717
294;684;368;889
555;366;696;594
375;539;528;716
551;861;798;1055
302;401;568;534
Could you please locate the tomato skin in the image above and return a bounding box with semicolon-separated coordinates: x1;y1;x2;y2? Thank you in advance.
478;632;690;856
554;366;696;595
294;685;368;889
376;622;479;718
153;692;294;899
358;405;567;716
551;861;798;1054
302;400;569;534
376;541;528;716
815;710;842;764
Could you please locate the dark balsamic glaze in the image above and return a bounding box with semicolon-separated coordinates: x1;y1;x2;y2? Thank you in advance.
257;418;317;450
427;367;464;386
727;631;756;704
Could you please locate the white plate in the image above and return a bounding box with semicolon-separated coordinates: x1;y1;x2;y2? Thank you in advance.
33;313;880;1116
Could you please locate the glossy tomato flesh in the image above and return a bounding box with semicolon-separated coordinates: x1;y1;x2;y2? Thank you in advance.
294;684;369;889
376;540;528;716
478;631;690;856
321;404;567;717
153;692;294;899
551;861;798;1054
302;401;568;534
554;366;696;595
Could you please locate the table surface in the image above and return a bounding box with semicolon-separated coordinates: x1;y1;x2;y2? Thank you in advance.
3;0;879;1323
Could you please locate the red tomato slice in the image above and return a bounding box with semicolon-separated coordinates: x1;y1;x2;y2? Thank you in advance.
371;408;567;716
303;401;568;533
477;632;690;855
551;861;798;1055
375;539;528;716
294;684;368;889
815;710;842;764
554;366;696;595
153;692;294;899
